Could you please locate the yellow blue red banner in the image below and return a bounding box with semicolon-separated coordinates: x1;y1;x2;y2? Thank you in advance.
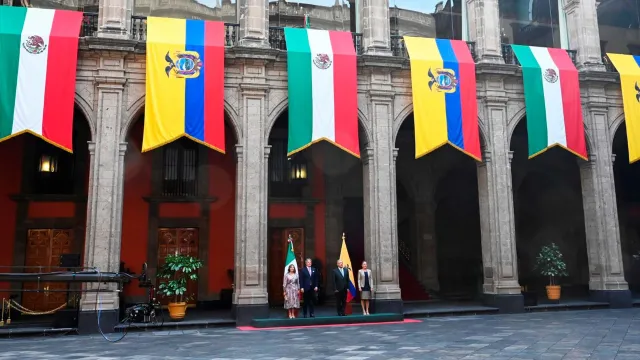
144;17;225;153
606;53;640;163
339;234;357;303
403;37;481;161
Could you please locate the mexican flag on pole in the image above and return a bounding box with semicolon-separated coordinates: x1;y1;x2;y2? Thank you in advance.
284;234;298;276
0;7;84;152
284;28;360;158
511;45;587;160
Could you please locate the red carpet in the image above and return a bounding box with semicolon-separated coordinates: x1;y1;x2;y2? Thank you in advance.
237;319;421;331
399;263;431;301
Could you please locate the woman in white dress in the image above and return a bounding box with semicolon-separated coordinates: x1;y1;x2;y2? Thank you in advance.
283;264;300;319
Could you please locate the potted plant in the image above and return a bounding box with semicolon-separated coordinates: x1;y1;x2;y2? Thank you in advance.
534;243;568;301
157;253;204;321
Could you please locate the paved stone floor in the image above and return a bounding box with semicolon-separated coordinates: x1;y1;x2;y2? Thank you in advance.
2;309;640;359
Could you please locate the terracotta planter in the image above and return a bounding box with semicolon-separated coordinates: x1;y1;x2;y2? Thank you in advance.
546;285;561;300
167;302;187;321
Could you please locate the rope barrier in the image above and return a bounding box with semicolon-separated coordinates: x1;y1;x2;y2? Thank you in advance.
0;296;77;325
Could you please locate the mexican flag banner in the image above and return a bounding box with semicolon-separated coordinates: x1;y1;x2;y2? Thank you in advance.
284;234;298;276
284;28;360;158
511;45;587;160
0;7;83;152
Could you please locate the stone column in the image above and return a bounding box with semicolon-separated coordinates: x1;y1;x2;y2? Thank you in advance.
237;0;270;48
466;0;504;63
476;98;523;312
78;77;128;333
362;90;402;312
578;102;630;307
97;0;132;39
413;200;439;292
233;84;270;325
564;0;605;71
362;0;392;56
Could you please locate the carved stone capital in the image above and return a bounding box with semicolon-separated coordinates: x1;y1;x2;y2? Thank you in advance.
119;142;128;156
507;150;514;163
264;145;272;159
612;153;616;165
88;141;96;155
235;144;244;161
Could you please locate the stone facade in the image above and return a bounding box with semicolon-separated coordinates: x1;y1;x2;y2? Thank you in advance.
56;0;633;330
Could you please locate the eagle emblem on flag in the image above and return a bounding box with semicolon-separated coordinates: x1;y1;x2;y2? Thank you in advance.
543;68;558;83
312;53;332;70
164;50;202;78
635;82;640;103
22;35;47;55
428;68;458;93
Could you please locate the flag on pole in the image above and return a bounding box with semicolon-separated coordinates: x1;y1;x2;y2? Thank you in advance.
339;233;357;303
604;53;640;164
284;234;298;276
143;17;226;153
304;14;310;28
510;45;587;160
0;7;84;152
283;28;360;157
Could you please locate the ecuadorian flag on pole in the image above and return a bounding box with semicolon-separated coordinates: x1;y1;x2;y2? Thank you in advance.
403;37;481;161
605;53;640;164
339;233;357;302
143;17;225;153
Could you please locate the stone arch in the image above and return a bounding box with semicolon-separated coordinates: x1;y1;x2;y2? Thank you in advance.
392;103;490;150
508;110;595;156
264;101;372;148
74;93;96;141
610;113;625;144
120;95;242;143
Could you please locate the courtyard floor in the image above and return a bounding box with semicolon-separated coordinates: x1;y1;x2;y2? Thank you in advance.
2;308;640;359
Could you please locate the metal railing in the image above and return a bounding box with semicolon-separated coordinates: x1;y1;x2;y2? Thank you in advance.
81;12;98;37
501;43;577;66
268;27;363;55
130;16;239;46
391;36;477;61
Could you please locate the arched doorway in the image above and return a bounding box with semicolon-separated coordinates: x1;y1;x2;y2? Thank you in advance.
120;110;238;314
613;122;640;296
0;104;92;314
395;113;483;301
266;109;368;309
510;117;589;301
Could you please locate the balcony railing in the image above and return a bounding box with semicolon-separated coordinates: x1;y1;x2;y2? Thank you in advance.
129;16;239;46
501;43;577;66
81;12;98;37
391;35;477;61
268;27;363;55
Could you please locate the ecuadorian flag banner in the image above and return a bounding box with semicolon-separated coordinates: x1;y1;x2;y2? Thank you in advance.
144;17;225;153
339;234;357;303
605;53;640;164
403;37;481;161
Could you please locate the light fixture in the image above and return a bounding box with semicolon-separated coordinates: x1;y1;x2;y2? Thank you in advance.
288;155;307;181
39;154;58;173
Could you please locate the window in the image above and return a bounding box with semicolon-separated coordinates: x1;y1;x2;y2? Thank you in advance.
32;141;75;195
268;139;304;198
598;0;640;55
133;0;237;23
499;0;568;48
162;139;199;197
269;0;356;32
390;0;466;39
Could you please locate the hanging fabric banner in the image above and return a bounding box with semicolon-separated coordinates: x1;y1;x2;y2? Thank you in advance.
284;28;360;158
511;45;587;160
0;7;83;152
605;53;640;164
403;37;481;161
143;17;225;153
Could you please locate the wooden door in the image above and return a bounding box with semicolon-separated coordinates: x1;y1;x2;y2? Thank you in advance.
157;228;199;305
268;228;304;305
23;229;74;312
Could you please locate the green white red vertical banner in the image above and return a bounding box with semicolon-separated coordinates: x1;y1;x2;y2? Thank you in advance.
284;28;360;157
0;7;83;152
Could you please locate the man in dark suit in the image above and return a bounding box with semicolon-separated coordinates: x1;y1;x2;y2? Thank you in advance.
333;259;349;316
299;258;318;317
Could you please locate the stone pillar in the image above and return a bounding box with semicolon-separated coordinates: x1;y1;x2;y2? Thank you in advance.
564;0;605;71
466;0;504;63
237;0;270;48
78;76;128;333
476;99;523;313
579;103;630;307
97;0;131;39
363;90;402;312
233;84;270;325
362;0;392;56
413;199;439;291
